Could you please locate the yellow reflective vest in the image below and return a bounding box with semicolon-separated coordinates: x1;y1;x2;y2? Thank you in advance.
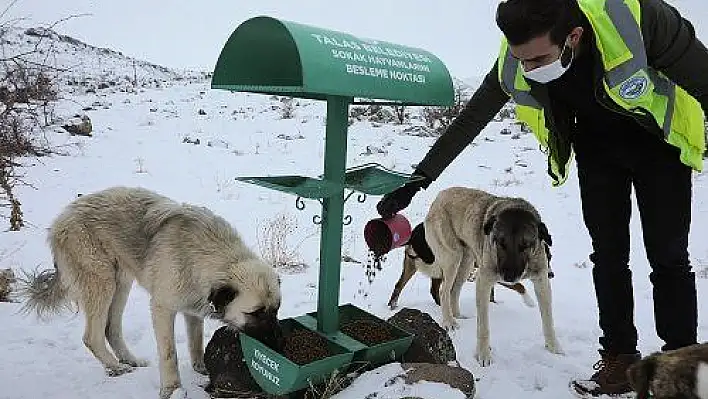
498;0;706;186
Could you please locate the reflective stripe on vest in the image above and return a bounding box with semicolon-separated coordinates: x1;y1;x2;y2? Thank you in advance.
582;0;678;139
498;0;705;186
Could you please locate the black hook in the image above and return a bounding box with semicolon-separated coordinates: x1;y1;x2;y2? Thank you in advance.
295;196;306;211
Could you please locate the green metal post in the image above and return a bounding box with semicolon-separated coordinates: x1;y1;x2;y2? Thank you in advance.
317;96;350;334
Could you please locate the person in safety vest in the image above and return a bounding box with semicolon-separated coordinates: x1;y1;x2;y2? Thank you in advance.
375;0;708;397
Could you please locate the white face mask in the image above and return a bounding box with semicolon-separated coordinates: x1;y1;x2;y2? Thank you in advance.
523;41;574;84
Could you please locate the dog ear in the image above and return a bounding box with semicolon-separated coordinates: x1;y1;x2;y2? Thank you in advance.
538;222;552;246
483;216;496;235
209;285;238;311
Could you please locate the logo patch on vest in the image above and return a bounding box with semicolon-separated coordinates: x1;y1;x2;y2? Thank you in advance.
619;76;649;100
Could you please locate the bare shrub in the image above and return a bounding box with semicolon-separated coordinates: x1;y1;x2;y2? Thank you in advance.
697;266;708;279
697;257;708;279
256;211;313;273
302;364;368;399
133;157;147;174
392;105;409;125
348;104;395;124
421;82;468;135
0;267;15;302
0;11;70;230
277;96;296;119
494;103;516;122
214;173;237;200
367;105;394;124
348;106;367;124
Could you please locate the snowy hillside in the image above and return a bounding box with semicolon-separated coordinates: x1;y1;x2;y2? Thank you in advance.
0;25;707;399
0;26;208;94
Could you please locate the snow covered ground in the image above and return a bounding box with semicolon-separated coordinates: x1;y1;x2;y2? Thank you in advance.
0;27;707;399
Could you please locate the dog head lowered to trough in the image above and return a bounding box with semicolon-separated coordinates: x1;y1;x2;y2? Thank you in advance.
626;343;708;399
483;204;553;284
206;259;284;351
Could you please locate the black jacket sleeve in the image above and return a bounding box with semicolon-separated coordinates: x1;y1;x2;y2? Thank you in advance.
642;0;708;114
415;62;510;181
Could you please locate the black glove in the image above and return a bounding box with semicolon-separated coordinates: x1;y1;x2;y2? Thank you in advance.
376;170;432;219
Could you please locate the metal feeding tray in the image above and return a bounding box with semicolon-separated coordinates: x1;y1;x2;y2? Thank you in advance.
234;175;340;199
343;163;427;196
297;303;414;367
239;318;355;396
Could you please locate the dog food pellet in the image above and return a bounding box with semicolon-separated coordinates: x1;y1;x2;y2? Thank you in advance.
281;328;332;365
340;319;395;346
364;251;386;284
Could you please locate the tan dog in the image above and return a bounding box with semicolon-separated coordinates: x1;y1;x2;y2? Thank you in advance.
423;186;563;366
19;186;283;399
627;343;708;399
387;221;545;310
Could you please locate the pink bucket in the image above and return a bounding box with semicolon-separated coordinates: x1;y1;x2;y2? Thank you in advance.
364;213;412;256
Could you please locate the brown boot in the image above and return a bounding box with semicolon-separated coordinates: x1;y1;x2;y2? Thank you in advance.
570;350;640;398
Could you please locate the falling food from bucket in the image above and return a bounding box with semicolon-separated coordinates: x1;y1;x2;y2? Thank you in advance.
362;214;412;283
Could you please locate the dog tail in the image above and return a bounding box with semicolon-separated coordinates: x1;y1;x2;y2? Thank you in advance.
17;263;72;320
627;356;655;399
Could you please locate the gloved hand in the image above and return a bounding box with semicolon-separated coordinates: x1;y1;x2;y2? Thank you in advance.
376;170;432;219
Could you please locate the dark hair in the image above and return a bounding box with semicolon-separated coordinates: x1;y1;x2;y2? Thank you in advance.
496;0;582;46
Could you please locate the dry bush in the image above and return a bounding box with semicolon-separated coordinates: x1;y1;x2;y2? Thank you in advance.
256;211;313;273
348;105;367;124
421;82;468;135
0;10;69;230
494;103;516;122
697;266;708;279
276;96;296;119
392;105;408;125
302;363;368;399
348;104;396;125
697;257;708;279
0;267;14;302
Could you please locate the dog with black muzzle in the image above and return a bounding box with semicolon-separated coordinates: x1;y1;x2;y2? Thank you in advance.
387;221;555;310
422;186;563;366
18;186;283;399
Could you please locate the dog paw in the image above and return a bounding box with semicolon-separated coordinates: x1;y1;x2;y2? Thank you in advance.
453;312;470;320
388;301;398;310
475;346;493;367
159;385;185;399
120;357;149;367
106;363;134;377
442;318;459;331
193;360;208;375
545;340;565;355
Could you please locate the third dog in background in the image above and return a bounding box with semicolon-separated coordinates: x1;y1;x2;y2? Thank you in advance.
387;222;548;310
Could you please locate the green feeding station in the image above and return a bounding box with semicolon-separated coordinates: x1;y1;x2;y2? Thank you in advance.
211;16;454;396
